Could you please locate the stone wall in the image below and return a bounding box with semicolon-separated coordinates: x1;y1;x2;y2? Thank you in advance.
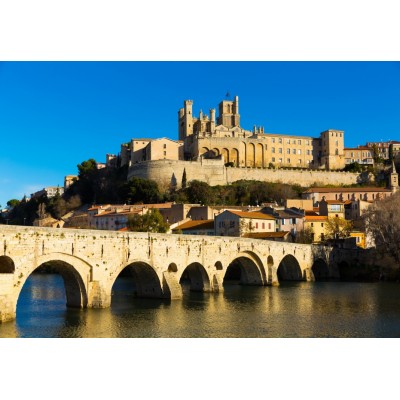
128;159;361;190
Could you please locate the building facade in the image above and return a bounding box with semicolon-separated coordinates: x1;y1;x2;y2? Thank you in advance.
178;96;345;170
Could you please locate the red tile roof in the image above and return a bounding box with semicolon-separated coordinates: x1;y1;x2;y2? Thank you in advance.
225;210;276;220
173;220;214;231
304;216;328;221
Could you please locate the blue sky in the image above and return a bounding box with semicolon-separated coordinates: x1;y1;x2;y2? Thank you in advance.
1;61;400;207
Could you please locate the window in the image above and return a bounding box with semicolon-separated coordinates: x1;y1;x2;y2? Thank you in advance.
272;147;275;153
256;222;258;228
287;148;290;154
292;149;296;154
163;144;167;149
292;218;296;224
262;223;265;229
272;157;275;162
298;149;301;155
268;223;271;229
330;204;341;211
279;138;282;144
281;218;285;225
278;158;282;163
163;151;166;156
278;148;282;153
230;220;235;228
311;222;314;227
272;138;275;143
287;139;291;144
298;140;301;145
287;158;291;163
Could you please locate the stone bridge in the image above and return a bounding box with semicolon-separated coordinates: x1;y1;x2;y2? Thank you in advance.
0;225;339;322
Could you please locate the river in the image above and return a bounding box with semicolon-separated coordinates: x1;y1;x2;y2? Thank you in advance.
1;273;400;338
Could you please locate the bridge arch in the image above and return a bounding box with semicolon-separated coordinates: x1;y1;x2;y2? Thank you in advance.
111;260;163;298
277;254;303;281
0;255;15;273
224;251;266;286
16;252;91;309
312;258;330;281
179;262;211;292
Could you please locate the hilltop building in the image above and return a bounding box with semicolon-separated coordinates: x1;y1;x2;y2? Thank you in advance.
123;96;397;188
177;96;345;170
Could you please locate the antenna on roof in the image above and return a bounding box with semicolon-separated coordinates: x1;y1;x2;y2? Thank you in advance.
225;91;230;99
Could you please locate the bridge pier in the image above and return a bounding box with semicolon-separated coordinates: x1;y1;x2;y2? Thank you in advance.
269;267;280;286
0;295;16;323
211;273;224;293
162;272;183;299
87;281;111;308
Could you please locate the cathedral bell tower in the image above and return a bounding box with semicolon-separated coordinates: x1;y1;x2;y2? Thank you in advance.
389;160;399;192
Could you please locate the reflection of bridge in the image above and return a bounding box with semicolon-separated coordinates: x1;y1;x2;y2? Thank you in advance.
0;226;338;322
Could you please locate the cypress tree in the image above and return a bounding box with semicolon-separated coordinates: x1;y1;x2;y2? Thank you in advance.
182;168;187;189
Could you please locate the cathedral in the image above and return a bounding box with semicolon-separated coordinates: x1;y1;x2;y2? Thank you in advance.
178;96;346;170
124;95;346;173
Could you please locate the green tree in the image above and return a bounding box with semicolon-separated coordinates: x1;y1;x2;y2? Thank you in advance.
120;177;162;204
344;162;362;173
295;226;314;244
185;180;214;205
181;168;187;189
77;158;97;177
325;217;353;240
127;209;169;233
7;199;20;208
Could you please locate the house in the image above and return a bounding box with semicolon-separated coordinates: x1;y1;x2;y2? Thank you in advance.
214;210;276;237
261;206;305;237
302;187;393;204
303;215;328;243
318;198;346;219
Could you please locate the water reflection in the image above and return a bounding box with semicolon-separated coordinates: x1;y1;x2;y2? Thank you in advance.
3;274;400;338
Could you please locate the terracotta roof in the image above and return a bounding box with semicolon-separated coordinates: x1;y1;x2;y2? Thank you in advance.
305;210;319;216
344;147;371;150
88;205;111;211
224;210;276;220
118;227;129;232
304;187;392;193
243;231;290;239
304;216;328;221
325;200;346;204
94;210;142;218
146;203;174;209
173;220;214;231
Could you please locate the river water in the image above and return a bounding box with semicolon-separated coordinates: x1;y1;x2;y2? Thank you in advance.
1;273;400;338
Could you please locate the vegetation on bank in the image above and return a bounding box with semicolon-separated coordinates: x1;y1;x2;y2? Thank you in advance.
0;158;308;226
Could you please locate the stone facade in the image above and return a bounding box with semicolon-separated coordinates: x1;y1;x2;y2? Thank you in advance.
126;96;355;188
130;137;184;164
128;158;362;191
177;96;345;170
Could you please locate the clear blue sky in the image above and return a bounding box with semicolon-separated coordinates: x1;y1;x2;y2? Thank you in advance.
1;61;400;207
